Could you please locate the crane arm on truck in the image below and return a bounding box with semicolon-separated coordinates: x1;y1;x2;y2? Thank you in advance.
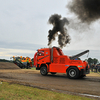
70;50;89;60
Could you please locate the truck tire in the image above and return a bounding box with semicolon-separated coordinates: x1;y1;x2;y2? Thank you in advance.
67;67;79;79
40;66;48;76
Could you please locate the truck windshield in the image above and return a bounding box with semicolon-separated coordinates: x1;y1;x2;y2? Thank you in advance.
37;51;44;56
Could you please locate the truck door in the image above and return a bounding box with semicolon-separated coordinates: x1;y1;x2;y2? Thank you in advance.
49;47;66;73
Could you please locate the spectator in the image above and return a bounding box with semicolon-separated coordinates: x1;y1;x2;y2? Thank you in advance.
97;64;100;72
91;64;94;72
95;65;97;72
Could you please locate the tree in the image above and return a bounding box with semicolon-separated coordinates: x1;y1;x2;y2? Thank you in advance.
87;58;93;65
87;58;99;65
93;58;99;65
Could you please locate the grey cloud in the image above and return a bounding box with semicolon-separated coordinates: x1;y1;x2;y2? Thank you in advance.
63;50;100;61
0;0;99;60
0;41;46;50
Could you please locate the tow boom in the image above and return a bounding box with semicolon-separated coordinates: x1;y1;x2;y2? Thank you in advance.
70;50;89;60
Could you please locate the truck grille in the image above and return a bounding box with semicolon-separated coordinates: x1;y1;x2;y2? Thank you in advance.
53;57;58;63
60;58;65;64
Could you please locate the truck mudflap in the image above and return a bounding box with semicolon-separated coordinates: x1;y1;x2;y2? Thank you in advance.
86;69;90;74
36;64;40;70
80;69;90;76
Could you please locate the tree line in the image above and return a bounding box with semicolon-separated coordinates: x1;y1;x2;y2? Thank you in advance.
0;59;12;62
85;58;99;65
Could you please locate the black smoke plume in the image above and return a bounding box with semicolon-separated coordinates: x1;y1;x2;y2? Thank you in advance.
67;0;100;24
48;14;70;48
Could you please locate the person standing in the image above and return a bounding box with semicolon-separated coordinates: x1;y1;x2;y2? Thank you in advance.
27;58;30;69
91;64;93;72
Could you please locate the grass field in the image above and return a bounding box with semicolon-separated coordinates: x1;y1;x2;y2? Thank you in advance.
0;81;94;100
88;71;100;77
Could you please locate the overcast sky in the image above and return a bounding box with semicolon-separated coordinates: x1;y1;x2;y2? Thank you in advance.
0;0;100;61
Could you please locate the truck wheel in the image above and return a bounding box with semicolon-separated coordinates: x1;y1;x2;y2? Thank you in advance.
40;66;48;76
67;67;79;79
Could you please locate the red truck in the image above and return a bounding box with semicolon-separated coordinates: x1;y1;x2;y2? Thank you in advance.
34;47;90;79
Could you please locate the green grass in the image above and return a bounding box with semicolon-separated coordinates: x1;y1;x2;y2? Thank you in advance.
0;82;94;100
90;70;100;74
24;67;36;70
31;67;36;70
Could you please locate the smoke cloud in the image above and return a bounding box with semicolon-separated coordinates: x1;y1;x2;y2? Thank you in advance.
67;0;100;24
48;14;70;48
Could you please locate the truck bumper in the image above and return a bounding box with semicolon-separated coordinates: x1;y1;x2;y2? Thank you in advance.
80;69;90;76
36;65;40;70
85;69;90;74
36;67;40;70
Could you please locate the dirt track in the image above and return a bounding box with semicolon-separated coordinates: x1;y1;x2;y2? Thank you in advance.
0;62;100;99
0;62;20;69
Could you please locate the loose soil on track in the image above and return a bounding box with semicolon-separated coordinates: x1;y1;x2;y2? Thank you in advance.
0;62;100;99
0;62;20;69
